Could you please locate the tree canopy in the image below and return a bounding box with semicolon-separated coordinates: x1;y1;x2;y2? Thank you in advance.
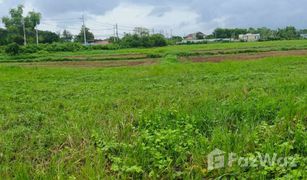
1;5;41;45
74;26;95;43
61;30;73;42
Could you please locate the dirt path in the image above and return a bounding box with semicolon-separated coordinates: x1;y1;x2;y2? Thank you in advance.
7;59;157;68
65;54;147;60
181;49;307;63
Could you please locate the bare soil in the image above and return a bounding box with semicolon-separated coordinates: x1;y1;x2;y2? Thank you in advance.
11;59;157;68
4;49;307;69
65;54;147;60
181;50;307;63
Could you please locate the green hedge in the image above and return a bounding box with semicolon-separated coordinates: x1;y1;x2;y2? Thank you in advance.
1;42;124;56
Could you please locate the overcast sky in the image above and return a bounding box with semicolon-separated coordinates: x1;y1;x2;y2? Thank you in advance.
0;0;306;38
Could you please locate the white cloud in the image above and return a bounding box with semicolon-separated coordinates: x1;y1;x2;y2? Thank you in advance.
84;3;202;38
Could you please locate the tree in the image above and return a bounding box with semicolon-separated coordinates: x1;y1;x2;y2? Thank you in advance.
133;27;150;36
150;34;167;47
120;34;142;48
74;26;94;43
255;27;276;41
39;30;60;43
277;26;299;40
109;36;119;43
213;28;247;39
168;36;183;45
61;30;73;42
120;33;167;48
2;5;24;44
0;28;8;45
2;5;41;44
300;29;307;34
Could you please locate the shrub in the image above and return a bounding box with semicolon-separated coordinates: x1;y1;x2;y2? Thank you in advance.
44;43;85;52
120;34;168;48
146;53;162;58
91;44;121;50
5;43;21;56
150;34;167;47
0;46;5;54
22;44;42;54
161;54;178;64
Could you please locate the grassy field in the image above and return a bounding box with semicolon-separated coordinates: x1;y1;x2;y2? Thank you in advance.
0;41;306;179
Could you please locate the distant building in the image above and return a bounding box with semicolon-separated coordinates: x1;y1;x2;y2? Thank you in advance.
184;32;206;40
90;39;110;45
300;34;307;39
239;33;260;42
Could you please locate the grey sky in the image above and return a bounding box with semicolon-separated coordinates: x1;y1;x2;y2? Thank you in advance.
0;0;306;38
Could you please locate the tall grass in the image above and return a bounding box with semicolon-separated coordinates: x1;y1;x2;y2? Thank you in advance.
0;56;306;178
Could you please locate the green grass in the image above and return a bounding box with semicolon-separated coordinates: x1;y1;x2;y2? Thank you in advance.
2;40;307;62
0;55;306;179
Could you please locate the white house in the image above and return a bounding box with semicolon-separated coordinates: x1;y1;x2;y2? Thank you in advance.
239;33;261;42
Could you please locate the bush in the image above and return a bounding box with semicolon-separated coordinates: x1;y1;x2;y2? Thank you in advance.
161;54;178;64
22;44;42;54
120;34;168;48
91;44;121;50
0;46;5;54
150;34;167;47
44;43;85;52
5;43;21;56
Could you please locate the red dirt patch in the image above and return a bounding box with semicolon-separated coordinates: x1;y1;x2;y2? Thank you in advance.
65;54;147;60
182;50;307;63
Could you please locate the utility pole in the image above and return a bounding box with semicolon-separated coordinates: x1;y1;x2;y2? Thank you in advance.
35;22;39;45
113;25;116;39
115;24;119;40
22;18;27;46
82;14;87;45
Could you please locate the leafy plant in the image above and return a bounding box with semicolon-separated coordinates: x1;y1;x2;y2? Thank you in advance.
5;42;21;55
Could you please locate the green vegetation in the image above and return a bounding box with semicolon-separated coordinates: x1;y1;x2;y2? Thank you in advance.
212;27;306;40
1;4;307;52
74;27;95;43
120;34;167;48
1;5;41;45
1;40;307;62
0;49;306;178
4;43;21;56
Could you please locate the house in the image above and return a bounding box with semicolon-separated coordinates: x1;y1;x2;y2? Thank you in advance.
184;32;206;40
300;34;307;39
239;33;260;42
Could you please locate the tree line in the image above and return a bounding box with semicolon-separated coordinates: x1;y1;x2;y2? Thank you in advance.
0;5;97;46
210;27;307;40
